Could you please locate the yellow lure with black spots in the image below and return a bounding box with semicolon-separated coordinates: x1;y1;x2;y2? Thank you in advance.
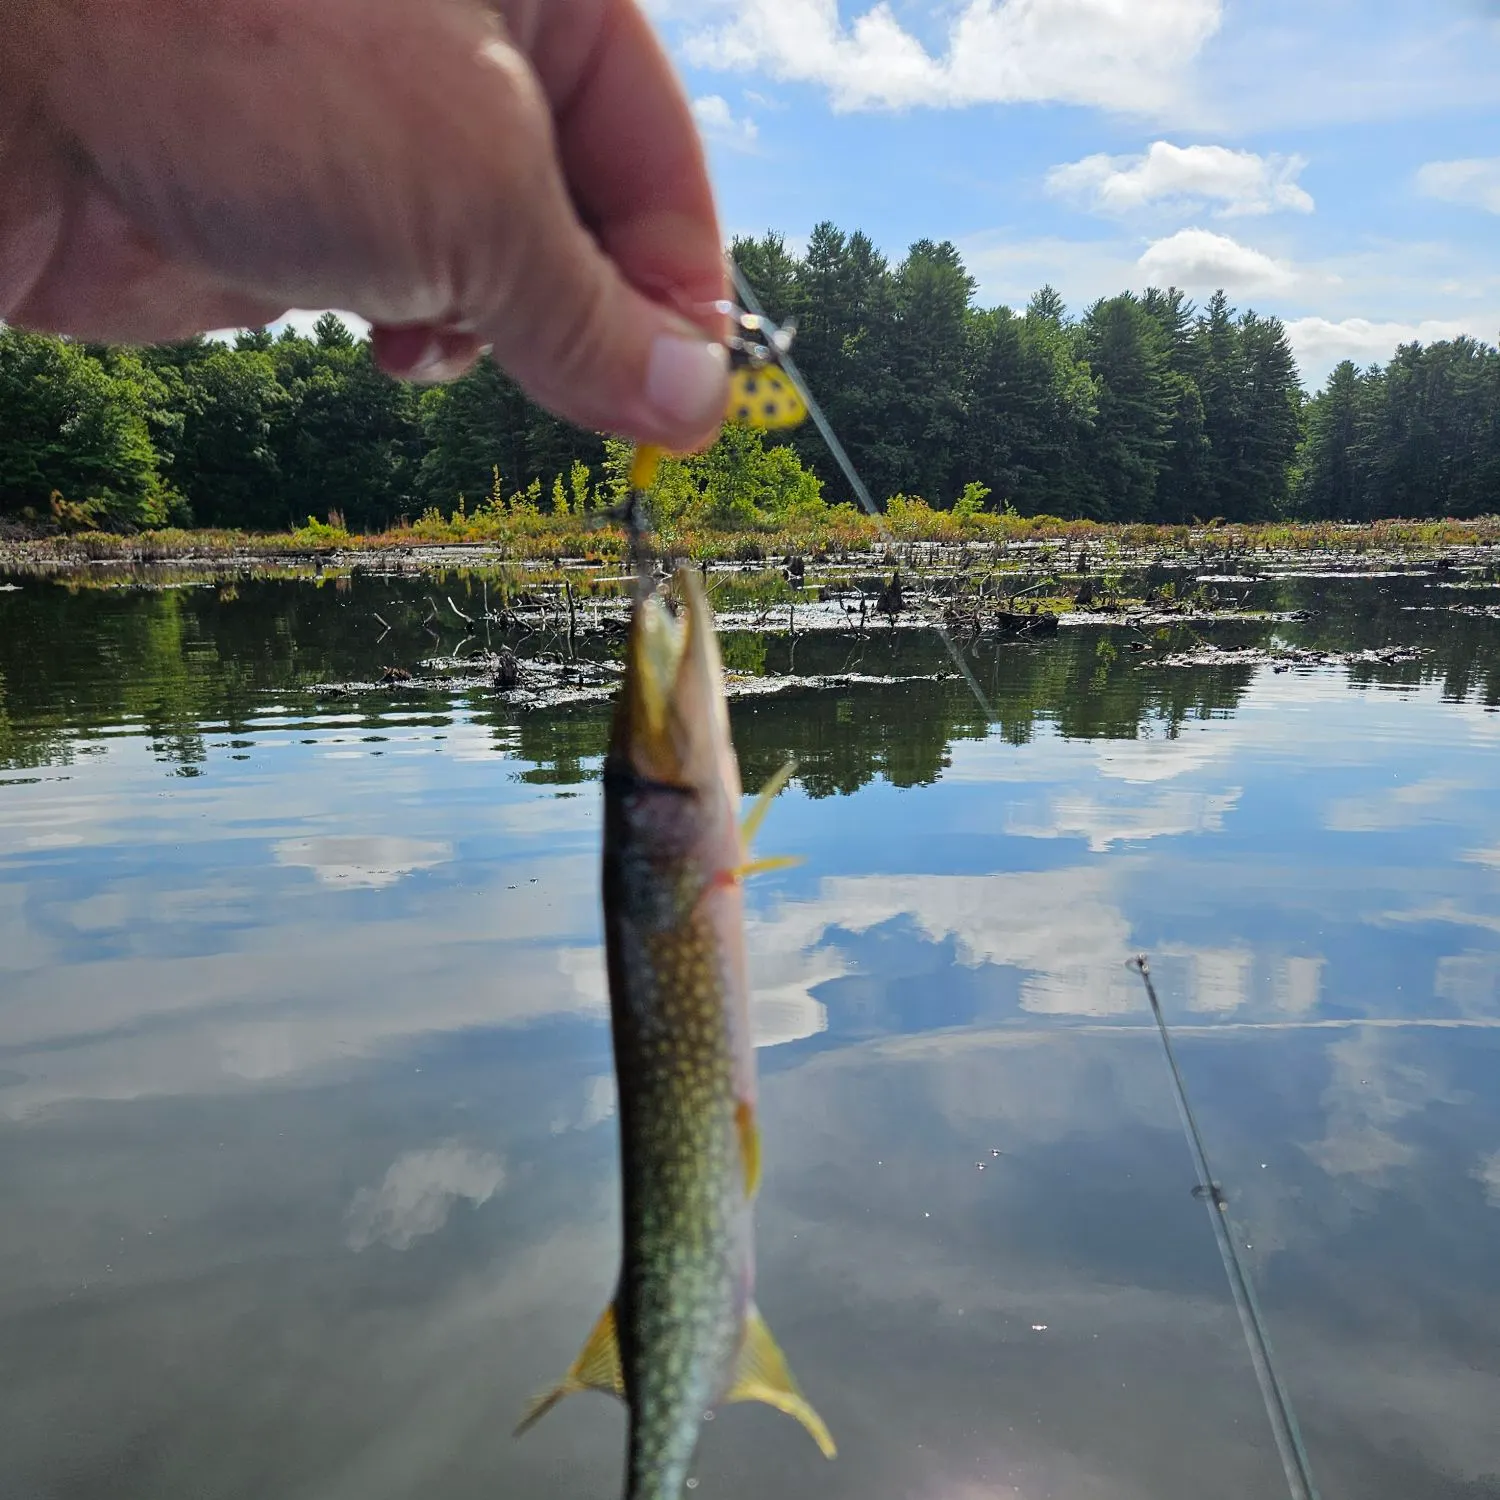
627;307;808;499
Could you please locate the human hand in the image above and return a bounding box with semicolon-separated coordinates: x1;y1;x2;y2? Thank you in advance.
0;0;729;448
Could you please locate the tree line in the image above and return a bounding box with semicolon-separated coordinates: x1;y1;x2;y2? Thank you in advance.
1;222;1497;532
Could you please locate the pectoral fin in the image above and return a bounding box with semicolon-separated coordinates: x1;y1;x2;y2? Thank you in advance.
515;1303;625;1437
733;854;803;881
741;760;797;852
724;1303;837;1459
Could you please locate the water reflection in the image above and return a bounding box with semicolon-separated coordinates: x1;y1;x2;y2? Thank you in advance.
2;568;1500;1497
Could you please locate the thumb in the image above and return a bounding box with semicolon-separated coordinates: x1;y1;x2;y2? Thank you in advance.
375;72;729;450
485;189;731;450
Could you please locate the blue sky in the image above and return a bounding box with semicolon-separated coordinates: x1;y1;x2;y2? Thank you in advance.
654;0;1500;388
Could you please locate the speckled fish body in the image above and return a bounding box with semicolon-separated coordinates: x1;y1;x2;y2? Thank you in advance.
518;567;833;1500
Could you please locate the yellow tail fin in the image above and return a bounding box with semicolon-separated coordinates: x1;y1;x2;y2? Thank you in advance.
723;1303;836;1458
515;1303;625;1437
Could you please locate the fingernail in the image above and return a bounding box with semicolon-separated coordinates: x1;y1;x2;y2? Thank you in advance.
645;334;727;430
408;337;463;385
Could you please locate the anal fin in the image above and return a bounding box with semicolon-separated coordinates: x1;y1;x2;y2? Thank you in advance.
735;1098;762;1199
515;1303;625;1437
724;1303;836;1459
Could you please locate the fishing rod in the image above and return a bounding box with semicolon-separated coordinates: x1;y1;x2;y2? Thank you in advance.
1131;956;1321;1500
725;257;1321;1500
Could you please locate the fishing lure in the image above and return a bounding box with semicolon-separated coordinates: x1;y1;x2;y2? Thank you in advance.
724;308;808;430
626;305;806;497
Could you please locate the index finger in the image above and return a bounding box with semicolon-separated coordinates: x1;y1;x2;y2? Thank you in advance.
525;0;727;336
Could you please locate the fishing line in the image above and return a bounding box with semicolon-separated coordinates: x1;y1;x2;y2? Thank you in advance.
1131;956;1321;1500
725;257;1321;1500
727;258;998;724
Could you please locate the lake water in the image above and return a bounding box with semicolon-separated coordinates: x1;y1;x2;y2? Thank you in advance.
3;564;1500;1500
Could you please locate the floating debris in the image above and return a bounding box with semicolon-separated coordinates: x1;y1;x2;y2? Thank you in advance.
493;649;521;691
1155;644;1424;670
309;656;963;712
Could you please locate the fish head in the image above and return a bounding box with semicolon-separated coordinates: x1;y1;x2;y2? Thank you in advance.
611;568;743;817
608;567;753;1097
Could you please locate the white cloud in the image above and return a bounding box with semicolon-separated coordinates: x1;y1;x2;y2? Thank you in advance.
1285;316;1489;384
1275;956;1323;1015
1304;1031;1437;1182
274;835;451;888
345;1143;505;1251
691;94;759;151
1136;227;1299;293
548;1073;618;1135
1093;732;1230;784
1007;787;1240;851
1417;158;1500;214
206;308;372;346
1476;1150;1500;1208
957;232;1141;313
277;308;370;339
0;847;607;1117
754;866;1142;1017
1183;946;1252;1013
683;0;1224;114
1149;942;1273;1014
1048;142;1313;218
959;229;1500;387
1434;952;1500;1020
1324;777;1469;834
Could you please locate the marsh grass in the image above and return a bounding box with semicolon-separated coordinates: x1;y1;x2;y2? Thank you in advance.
6;510;1500;573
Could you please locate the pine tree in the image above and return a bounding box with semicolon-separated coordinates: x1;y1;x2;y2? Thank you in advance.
417;356;533;510
1297;360;1366;519
1237;312;1302;518
173;347;288;528
882;239;977;504
1075;294;1174;521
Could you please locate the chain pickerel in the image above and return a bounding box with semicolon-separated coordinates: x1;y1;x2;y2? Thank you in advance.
517;563;835;1498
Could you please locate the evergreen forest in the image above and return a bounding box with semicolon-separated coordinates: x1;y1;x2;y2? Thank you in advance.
3;224;1498;533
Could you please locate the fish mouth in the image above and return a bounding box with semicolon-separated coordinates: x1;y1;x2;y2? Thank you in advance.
611;568;732;792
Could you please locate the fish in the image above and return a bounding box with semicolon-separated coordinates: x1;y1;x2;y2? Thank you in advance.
517;565;835;1500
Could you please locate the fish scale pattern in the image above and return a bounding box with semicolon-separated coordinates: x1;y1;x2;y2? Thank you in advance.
607;778;748;1500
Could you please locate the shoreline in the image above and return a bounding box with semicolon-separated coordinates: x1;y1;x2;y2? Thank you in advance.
5;514;1500;579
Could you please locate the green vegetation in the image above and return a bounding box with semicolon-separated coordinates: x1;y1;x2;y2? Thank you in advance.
11;513;1500;578
1299;341;1500;520
3;225;1500;535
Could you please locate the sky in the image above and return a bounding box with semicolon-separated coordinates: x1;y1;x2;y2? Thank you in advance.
652;0;1500;388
